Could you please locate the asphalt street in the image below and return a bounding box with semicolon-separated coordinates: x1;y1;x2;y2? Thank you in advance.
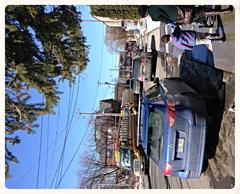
140;6;235;189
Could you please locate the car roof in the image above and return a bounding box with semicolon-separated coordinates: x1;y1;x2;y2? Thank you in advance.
140;98;149;155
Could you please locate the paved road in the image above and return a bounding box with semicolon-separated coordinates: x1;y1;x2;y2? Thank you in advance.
140;6;235;189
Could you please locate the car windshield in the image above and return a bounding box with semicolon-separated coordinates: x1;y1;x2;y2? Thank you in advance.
145;85;159;100
120;148;132;169
148;108;164;160
145;85;165;105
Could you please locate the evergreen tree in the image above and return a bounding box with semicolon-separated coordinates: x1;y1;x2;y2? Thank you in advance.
5;5;89;178
90;5;141;20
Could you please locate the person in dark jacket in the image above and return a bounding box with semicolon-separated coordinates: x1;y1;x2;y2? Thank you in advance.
138;5;233;25
138;5;179;24
160;25;222;50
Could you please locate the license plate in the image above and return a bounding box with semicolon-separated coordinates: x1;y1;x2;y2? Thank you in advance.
177;138;184;153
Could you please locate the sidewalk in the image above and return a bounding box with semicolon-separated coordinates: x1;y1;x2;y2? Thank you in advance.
142;174;150;189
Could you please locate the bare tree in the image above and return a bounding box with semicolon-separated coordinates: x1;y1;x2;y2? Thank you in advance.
78;151;121;188
104;26;133;53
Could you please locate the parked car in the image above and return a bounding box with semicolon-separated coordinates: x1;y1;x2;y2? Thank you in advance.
130;51;157;94
140;78;207;179
129;77;142;95
132;51;157;82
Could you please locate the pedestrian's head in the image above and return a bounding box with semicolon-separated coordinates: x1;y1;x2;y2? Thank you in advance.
138;5;149;18
161;35;171;44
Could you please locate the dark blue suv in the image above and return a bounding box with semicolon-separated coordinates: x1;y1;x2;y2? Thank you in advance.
141;78;207;179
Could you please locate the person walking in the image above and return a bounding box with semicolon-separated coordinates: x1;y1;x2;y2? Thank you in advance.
138;5;233;25
160;25;222;50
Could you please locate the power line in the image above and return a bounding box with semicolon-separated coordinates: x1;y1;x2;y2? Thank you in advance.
12;129;65;187
97;81;116;86
51;90;61;169
50;86;73;188
98;24;105;81
54;116;92;188
58;85;75;187
55;77;100;187
50;76;82;188
57;76;82;188
101;86;111;99
79;24;105;116
55;62;103;187
44;115;50;188
36;114;44;188
53;17;106;188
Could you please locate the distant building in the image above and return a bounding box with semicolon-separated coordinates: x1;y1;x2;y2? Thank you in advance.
100;99;121;114
95;116;119;166
95;99;121;166
93;15;138;30
93;16;123;27
114;41;139;102
114;82;129;102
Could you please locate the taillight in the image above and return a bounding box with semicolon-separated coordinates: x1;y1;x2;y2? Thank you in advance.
188;170;192;178
163;162;173;176
141;56;145;65
139;74;145;82
167;95;176;128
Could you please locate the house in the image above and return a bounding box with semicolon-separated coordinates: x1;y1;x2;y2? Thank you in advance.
93;16;123;27
95;116;119;166
95;99;121;166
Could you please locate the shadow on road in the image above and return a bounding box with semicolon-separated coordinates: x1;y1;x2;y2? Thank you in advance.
179;45;225;163
215;6;227;41
150;35;156;50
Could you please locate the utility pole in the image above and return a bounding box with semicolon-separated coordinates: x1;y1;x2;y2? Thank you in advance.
77;112;122;117
97;81;116;86
109;68;132;73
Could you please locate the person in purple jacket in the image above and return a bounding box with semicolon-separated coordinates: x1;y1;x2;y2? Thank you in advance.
161;25;223;50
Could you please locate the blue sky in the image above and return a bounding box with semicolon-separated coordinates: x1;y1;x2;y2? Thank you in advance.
5;5;119;189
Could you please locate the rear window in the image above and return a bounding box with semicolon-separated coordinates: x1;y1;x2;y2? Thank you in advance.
145;85;165;105
148;108;164;160
133;58;141;77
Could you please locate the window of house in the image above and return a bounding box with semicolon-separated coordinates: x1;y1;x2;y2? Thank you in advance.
107;128;113;140
107;134;112;140
107;149;113;158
